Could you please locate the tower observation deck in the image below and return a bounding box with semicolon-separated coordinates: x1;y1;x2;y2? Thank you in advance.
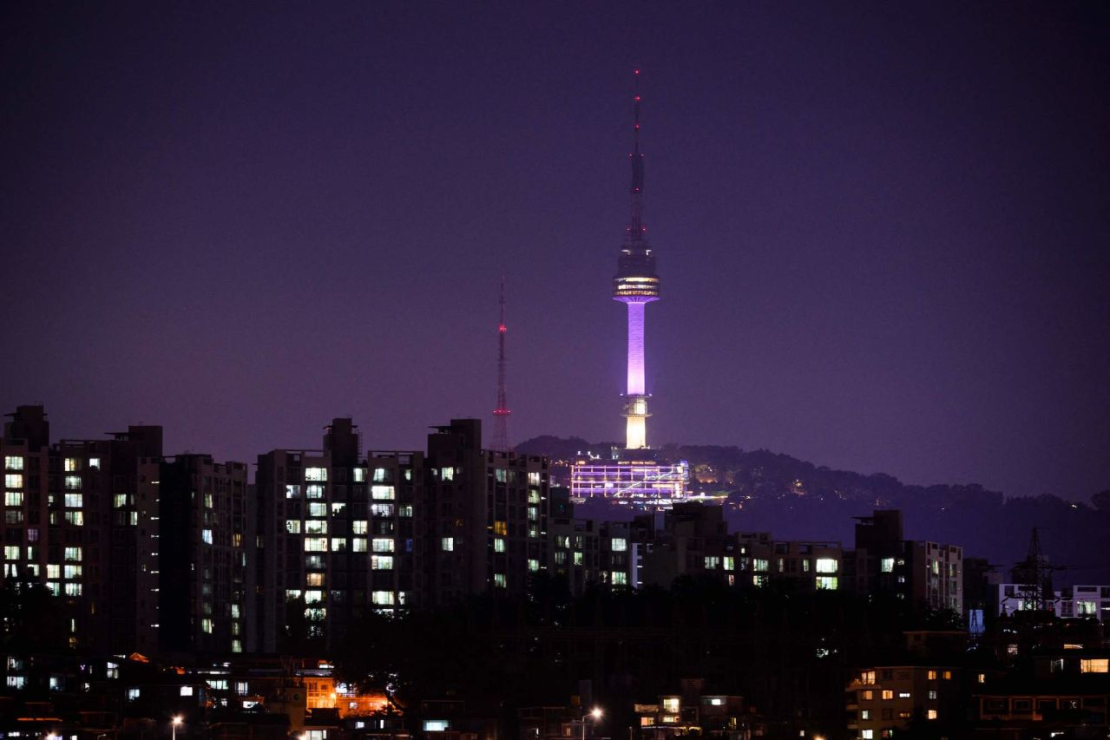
613;69;660;450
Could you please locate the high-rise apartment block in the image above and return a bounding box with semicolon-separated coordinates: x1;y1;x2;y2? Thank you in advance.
845;510;964;615
254;418;551;652
1;405;162;653
136;455;249;655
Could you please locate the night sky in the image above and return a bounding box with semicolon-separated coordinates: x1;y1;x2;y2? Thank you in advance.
3;3;1108;499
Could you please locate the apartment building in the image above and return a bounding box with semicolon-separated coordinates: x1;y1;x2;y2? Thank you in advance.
846;665;965;738
845;510;964;615
736;532;843;590
136;454;249;655
1;405;163;653
254;418;551;650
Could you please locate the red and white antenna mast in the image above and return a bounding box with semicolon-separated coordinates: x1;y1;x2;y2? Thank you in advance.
492;276;511;452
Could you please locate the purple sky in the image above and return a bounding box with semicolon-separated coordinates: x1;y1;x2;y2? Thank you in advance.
3;3;1108;499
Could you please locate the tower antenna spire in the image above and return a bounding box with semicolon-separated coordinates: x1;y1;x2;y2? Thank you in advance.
629;69;646;242
492;275;511;452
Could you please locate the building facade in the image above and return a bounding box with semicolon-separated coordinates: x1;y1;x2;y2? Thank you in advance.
845;510;964;615
1;405;163;653
136;454;249;655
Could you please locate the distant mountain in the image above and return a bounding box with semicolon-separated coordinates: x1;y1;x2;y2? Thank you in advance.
516;436;1110;585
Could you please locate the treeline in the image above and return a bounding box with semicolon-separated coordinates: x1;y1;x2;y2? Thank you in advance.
519;437;1110;583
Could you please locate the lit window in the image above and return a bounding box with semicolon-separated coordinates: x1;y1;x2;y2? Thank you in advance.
127;688;141;701
927;670;937;680
371;485;394;501
3;546;19;560
330;538;347;552
529;559;540;572
928;690;937;699
370;504;394;517
815;558;837;573
816;576;838;590
662;697;679;713
305;520;328;534
1081;659;1109;674
399;505;413;517
352;520;369;534
978;673;986;684
286;485;301;498
861;671;875;685
372;556;394;570
305;467;328;482
882;690;893;700
352;538;367;552
304;538;328;552
860;710;870;720
4;457;23;471
5;474;24;489
372;590;395;606
308;502;327;517
440;467;455;481
64;546;82;562
285;589;302;601
927;710;938;720
573;552;583;566
4;492;22;506
612;571;627;585
64;475;81;490
943;670;952;680
202;529;213;544
306;485;325;499
493;520;508;536
753;558;769;572
704;556;721;569
64;582;82;596
353;468;366;483
201;618;213;634
899;692;911;699
372;538;394;553
64;458;80;472
493;573;506;588
64;565;81;579
494;537;506;553
65;511;84;526
181;686;194;696
304;590;323;604
861;691;873;701
441;537;454;552
373;468;390;483
286;520;302;534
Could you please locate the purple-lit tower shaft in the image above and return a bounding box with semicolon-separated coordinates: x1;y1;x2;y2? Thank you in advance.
612;70;660;450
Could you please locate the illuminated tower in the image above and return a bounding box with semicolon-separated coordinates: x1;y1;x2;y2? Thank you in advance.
492;276;511;452
612;70;660;450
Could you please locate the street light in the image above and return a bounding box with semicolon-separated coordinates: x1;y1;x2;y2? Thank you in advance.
581;708;603;740
172;716;183;740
